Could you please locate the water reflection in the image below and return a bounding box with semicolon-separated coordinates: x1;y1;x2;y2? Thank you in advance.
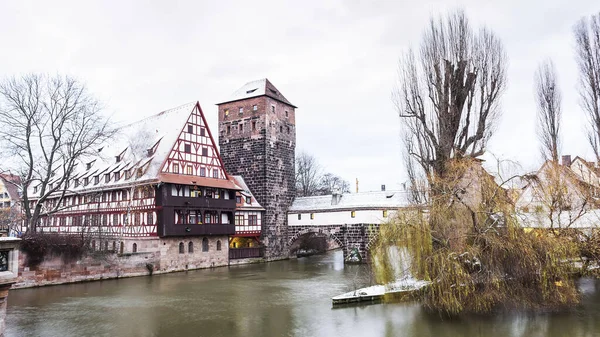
6;251;600;337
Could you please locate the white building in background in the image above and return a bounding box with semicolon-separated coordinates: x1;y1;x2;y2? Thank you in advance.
287;190;412;226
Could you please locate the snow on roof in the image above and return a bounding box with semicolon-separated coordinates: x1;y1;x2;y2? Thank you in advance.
289;190;412;213
27;102;239;197
217;78;297;108
0;174;21;201
230;175;264;211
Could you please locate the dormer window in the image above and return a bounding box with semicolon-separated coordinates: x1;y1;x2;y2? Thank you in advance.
94;176;99;184
33;186;38;193
75;179;80;187
269;89;277;95
86;162;92;170
245;196;251;204
114;171;120;181
104;174;110;183
246;88;257;94
84;177;89;185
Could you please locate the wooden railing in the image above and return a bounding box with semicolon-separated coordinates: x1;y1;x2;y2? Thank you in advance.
229;247;263;259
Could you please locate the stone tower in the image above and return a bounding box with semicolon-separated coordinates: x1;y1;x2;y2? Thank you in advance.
217;79;296;260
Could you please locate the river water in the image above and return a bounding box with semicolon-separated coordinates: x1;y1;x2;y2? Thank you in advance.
6;250;600;337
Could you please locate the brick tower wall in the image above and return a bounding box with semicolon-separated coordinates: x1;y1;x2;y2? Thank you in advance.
218;95;296;259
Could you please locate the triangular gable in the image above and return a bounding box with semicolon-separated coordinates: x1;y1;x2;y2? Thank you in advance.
160;102;229;181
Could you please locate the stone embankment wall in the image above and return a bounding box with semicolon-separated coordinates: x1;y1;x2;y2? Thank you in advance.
14;236;229;288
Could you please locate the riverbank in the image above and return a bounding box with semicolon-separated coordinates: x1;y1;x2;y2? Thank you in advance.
13;236;263;289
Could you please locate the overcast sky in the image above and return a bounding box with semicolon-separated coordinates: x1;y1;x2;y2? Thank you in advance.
1;0;598;192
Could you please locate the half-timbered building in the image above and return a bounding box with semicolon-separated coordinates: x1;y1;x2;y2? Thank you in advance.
229;175;264;259
27;102;245;271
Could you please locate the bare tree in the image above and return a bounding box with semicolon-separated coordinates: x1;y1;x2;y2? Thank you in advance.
318;173;350;195
394;10;507;185
535;60;562;163
403;148;429;204
0;74;113;233
295;152;322;197
574;13;600;161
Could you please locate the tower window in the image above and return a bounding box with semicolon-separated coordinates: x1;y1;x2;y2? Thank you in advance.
227;125;231;134
202;147;208;156
184;144;191;153
279;126;283;133
239;124;244;132
239;107;243;114
253;105;257;111
200;128;205;136
252;121;257;131
287;126;290;134
271;105;275;113
187;124;193;133
224;109;229;117
285;110;288;118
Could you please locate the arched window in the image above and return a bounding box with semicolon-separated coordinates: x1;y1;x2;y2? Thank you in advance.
179;242;185;254
188;241;194;254
202;237;209;252
216;240;222;251
132;243;138;253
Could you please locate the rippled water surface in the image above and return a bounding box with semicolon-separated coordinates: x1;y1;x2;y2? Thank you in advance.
6;250;600;337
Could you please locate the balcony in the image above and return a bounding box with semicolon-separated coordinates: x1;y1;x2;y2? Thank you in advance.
229;247;264;259
161;223;235;237
161;195;236;210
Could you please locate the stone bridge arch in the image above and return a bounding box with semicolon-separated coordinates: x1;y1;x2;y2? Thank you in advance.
287;223;381;262
287;226;344;254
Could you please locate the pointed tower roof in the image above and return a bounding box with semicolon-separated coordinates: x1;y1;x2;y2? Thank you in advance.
217;78;297;108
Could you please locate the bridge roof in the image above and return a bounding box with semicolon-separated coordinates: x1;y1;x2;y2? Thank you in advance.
289;190;412;212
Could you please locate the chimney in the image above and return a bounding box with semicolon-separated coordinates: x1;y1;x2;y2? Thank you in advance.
562;155;572;167
381;184;386;191
331;188;342;206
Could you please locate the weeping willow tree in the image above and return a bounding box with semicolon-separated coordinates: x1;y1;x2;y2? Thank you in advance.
377;10;580;314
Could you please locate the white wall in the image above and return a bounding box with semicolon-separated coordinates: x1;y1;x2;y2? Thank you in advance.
288;209;397;226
